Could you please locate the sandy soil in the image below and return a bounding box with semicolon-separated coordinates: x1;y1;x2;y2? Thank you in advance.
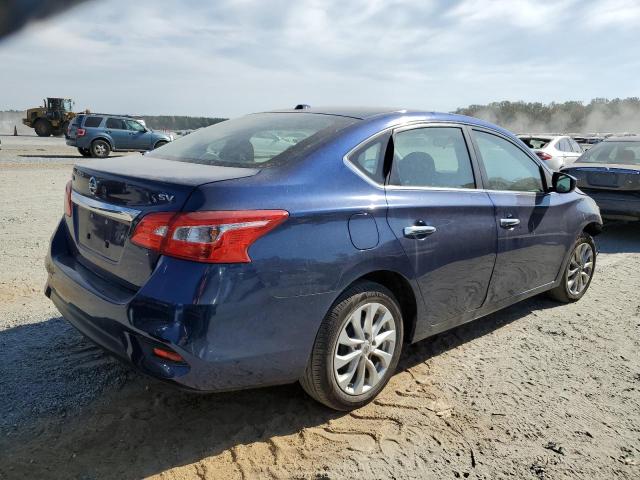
0;136;638;479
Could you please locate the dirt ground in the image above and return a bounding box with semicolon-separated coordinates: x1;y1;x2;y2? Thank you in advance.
0;135;638;480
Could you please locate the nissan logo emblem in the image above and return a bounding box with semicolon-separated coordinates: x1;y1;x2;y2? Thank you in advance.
88;176;97;195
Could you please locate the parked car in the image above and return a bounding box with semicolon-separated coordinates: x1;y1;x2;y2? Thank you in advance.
46;108;602;410
518;135;582;170
562;135;640;222
573;136;603;152
67;114;172;158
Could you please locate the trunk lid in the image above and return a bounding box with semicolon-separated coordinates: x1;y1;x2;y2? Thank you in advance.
564;163;640;191
68;155;259;288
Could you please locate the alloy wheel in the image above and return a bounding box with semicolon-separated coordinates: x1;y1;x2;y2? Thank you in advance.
567;242;594;295
333;302;397;395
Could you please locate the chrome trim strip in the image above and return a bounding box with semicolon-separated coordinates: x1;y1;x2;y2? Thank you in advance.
71;191;141;223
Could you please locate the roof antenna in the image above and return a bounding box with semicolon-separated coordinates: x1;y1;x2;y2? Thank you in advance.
294;104;310;110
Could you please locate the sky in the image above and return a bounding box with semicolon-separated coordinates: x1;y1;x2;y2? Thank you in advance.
0;0;639;118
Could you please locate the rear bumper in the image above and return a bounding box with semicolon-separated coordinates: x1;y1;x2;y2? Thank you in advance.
45;219;331;392
582;189;640;221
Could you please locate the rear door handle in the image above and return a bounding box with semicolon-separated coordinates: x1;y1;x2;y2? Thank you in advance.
500;218;521;229
403;225;437;239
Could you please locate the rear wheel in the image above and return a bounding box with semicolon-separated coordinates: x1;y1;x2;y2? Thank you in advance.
91;139;111;158
78;147;92;157
61;121;70;139
34;119;51;137
300;281;403;410
548;233;596;303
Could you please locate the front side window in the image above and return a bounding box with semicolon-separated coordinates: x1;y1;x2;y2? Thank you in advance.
389;127;475;189
474;130;544;192
106;118;126;130
126;120;145;132
83;116;103;128
149;113;357;168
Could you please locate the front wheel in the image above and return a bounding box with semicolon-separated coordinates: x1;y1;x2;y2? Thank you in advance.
548;233;596;303
34;119;51;137
153;140;168;149
300;281;403;411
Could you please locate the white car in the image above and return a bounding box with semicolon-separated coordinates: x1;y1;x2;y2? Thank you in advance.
518;135;583;170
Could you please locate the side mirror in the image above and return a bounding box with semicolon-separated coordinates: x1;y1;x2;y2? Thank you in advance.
552;171;576;193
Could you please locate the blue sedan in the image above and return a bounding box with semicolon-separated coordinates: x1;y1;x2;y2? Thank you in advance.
45;107;602;410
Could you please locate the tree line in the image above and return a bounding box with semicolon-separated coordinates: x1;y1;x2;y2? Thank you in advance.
454;98;640;133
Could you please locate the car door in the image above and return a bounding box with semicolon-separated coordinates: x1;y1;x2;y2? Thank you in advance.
384;124;497;335
104;117;129;150
470;128;573;304
125;119;151;150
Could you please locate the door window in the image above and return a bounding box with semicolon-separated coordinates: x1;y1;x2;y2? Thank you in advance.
83;116;103;128
126;120;146;132
473;130;544;192
390;127;475;189
106;118;126;130
570;139;582;153
556;138;572;152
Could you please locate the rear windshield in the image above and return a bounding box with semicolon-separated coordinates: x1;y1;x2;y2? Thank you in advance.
519;137;551;149
579;141;640;165
148;113;358;168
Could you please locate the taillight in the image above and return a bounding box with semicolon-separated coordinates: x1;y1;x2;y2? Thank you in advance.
76;128;86;137
64;180;72;216
131;210;289;263
536;151;552;161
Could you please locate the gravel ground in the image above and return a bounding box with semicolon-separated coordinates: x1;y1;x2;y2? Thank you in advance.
0;136;638;479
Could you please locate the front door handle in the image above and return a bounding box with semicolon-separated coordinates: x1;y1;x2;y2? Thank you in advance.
500;218;521;229
403;225;437;239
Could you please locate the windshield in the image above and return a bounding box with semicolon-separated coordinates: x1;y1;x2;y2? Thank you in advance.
148;113;358;168
519;137;551;149
578;141;640;166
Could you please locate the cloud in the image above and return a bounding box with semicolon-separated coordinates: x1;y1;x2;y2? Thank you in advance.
0;0;637;116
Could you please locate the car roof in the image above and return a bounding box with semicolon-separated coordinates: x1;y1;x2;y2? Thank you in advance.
263;106;515;137
604;135;640;142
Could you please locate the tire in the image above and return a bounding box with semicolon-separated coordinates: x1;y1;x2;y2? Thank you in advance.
61;121;70;139
300;281;404;411
34;119;51;137
153;140;168;149
91;139;111;158
78;147;92;157
548;233;596;303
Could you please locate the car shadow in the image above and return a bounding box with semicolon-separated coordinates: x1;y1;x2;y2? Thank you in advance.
0;293;559;478
596;221;640;254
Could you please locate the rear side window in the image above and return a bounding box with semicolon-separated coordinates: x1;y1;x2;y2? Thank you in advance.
389;127;475;189
348;133;390;183
556;138;572;152
106;118;126;129
474;130;544;192
149;113;357;168
84;116;103;128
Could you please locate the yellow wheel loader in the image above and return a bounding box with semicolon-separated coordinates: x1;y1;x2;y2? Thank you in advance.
23;98;76;137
